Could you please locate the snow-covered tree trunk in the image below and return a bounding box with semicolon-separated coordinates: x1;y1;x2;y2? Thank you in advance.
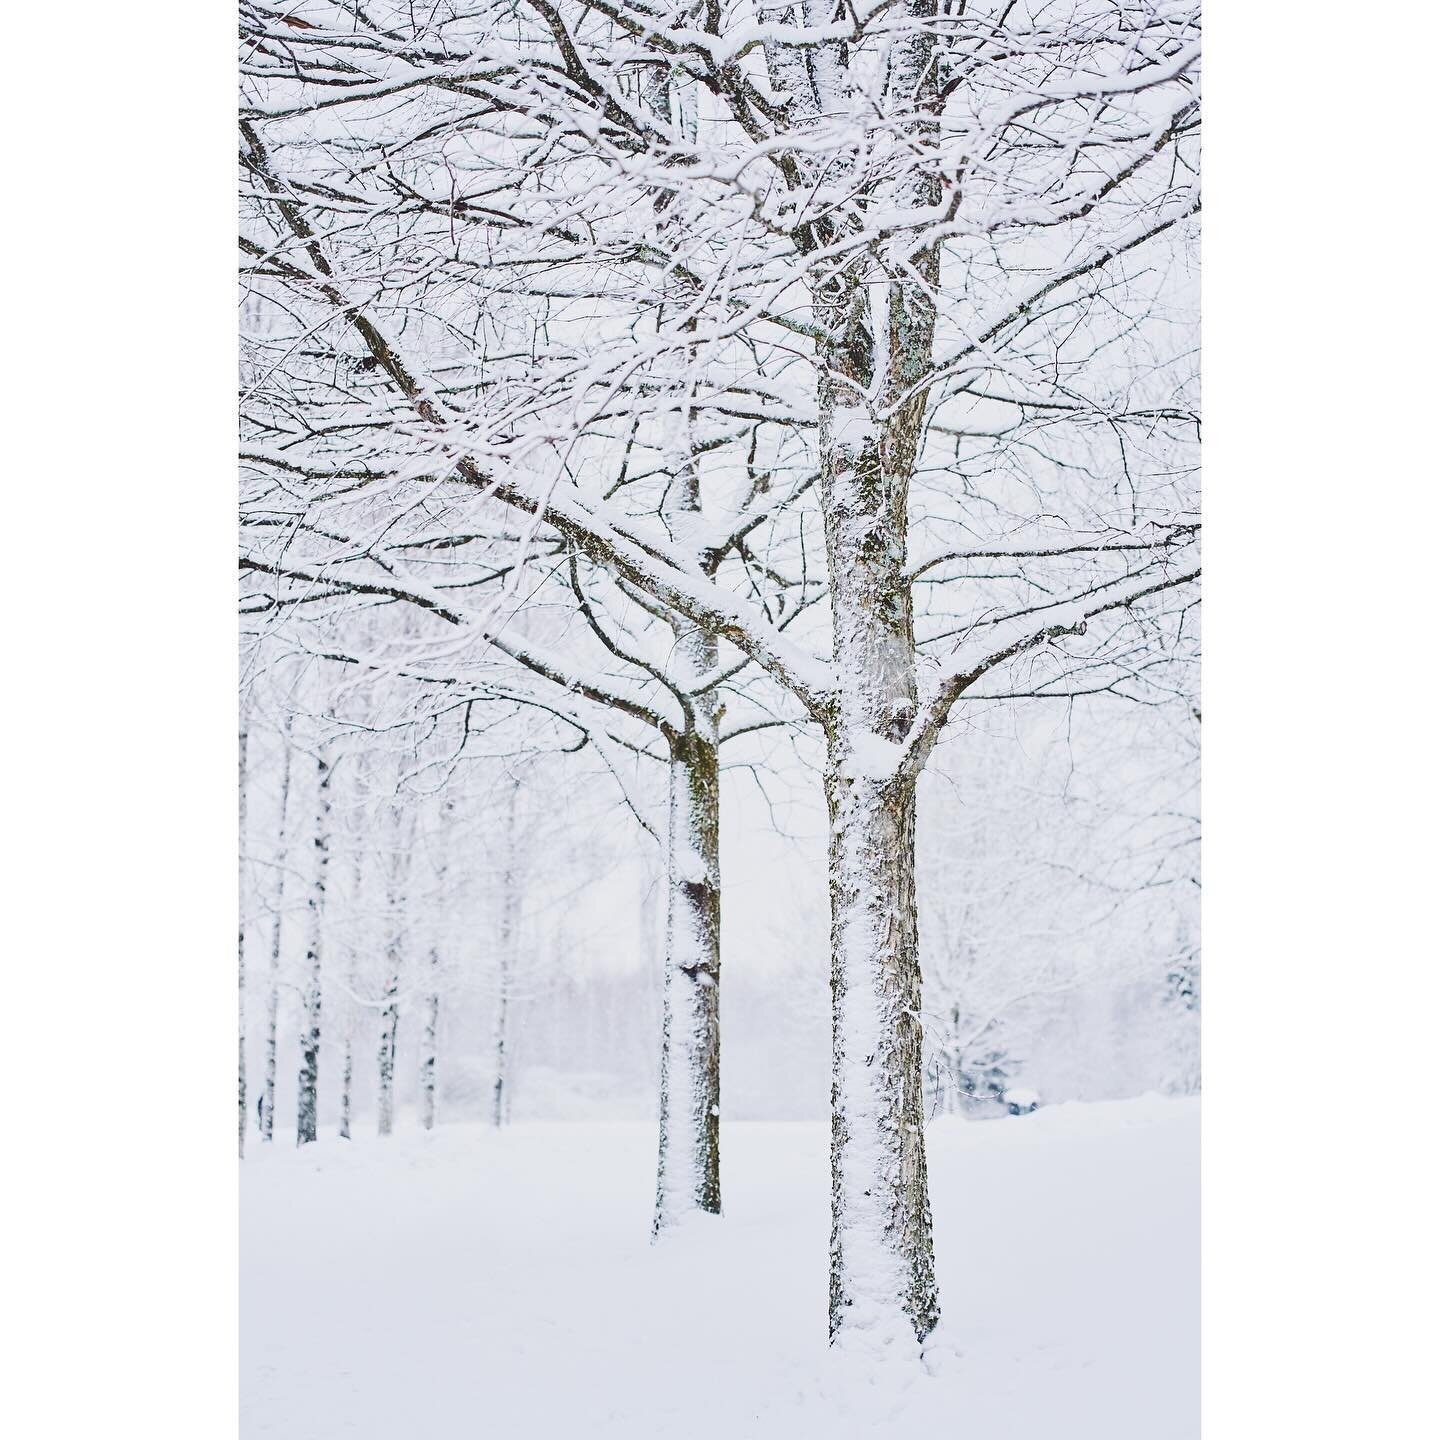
420;964;440;1132
339;827;365;1140
489;779;521;1128
490;958;511;1129
823;752;936;1342
421;811;448;1132
377;799;414;1138
238;721;250;1159
377;970;399;1137
261;723;293;1143
650;331;724;1232
338;1026;354;1140
812;21;942;1325
261;981;281;1142
296;752;331;1146
491;885;515;1127
816;485;941;1340
652;712;723;1231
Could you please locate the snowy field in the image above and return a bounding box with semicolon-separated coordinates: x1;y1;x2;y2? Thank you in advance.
241;1097;1197;1439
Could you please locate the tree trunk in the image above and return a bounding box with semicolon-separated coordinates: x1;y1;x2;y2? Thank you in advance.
491;899;513;1130
421;809;448;1133
814;383;939;1340
238;721;250;1159
377;803;414;1137
296;752;331;1146
823;750;938;1343
377;973;399;1137
817;501;941;1344
339;836;364;1140
262;982;281;1142
338;1027;354;1140
491;780;520;1128
809;13;942;1337
650;361;724;1232
652;721;723;1232
420;967;440;1132
262;722;293;1144
812;199;941;1344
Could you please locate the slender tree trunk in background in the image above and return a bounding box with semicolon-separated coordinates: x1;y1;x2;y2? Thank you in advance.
420;961;440;1132
377;810;411;1138
652;719;722;1233
420;810;449;1132
238;721;250;1159
339;845;363;1141
491;901;513;1129
339;1025;354;1140
812;21;942;1329
262;721;294;1143
296;752;332;1146
491;781;520;1130
262;985;281;1141
376;970;399;1137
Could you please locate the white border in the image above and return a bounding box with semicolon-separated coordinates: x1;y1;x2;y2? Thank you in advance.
7;1;236;1433
1204;2;1436;1434
5;2;1436;1435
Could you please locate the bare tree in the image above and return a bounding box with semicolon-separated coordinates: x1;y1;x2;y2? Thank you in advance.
240;0;1200;1342
296;748;333;1147
260;714;293;1144
338;840;363;1141
419;808;449;1133
376;804;415;1138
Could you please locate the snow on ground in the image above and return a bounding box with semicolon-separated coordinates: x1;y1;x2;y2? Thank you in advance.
242;1097;1197;1439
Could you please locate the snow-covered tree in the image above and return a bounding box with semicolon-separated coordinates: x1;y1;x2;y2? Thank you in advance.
240;0;1200;1343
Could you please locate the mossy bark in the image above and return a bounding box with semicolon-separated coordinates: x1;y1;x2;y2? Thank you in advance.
652;717;723;1231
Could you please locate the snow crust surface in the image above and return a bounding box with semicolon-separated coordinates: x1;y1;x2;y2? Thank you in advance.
241;1097;1197;1438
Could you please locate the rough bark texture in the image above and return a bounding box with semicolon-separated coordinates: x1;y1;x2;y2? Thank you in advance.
815;403;941;1342
651;371;724;1233
652;718;723;1231
823;759;937;1342
296;753;331;1146
804;7;943;1342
